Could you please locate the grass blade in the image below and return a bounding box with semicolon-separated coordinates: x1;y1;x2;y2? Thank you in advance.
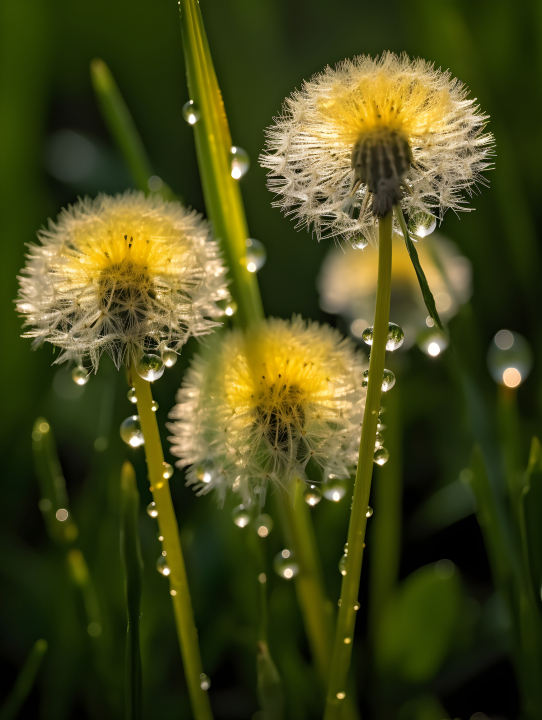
90;58;175;200
120;461;143;720
0;639;48;720
394;205;444;331
178;0;264;330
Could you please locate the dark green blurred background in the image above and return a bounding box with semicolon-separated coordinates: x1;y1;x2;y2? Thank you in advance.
1;1;541;719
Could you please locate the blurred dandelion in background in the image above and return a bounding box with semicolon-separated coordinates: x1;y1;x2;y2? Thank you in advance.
318;231;471;354
168;316;366;505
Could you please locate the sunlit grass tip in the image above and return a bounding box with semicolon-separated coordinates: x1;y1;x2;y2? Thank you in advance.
167;316;367;505
260;52;494;245
16;190;230;372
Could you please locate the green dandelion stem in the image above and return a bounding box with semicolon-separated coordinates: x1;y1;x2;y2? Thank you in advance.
120;461;143;720
90;58;175;201
0;639;48;720
324;211;393;719
130;371;213;720
178;0;264;330
283;479;334;684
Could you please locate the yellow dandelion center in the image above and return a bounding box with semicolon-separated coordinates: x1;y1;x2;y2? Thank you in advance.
318;68;455;216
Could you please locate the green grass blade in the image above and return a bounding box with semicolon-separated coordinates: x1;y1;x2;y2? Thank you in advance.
90;58;175;201
32;418;78;546
120;461;143;720
257;641;285;720
0;639;48;720
394;205;444;332
178;0;264;330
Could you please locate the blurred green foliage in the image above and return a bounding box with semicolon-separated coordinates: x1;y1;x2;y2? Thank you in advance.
1;1;542;719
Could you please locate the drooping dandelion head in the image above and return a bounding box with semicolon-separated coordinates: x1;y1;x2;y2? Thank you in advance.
261;52;494;244
168;316;366;505
17;191;229;371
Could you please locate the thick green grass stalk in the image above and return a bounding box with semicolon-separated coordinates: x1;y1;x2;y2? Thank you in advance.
120;461;143;720
130;371;213;720
324;212;393;719
90;58;175;201
368;384;402;641
178;0;263;330
0;640;48;720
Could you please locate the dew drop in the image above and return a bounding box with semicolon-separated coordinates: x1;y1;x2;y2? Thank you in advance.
151;400;159;412
274;549;299;579
352;238;368;250
374;432;384;448
245;238;267;273
120;416;145;447
56;508;68;522
339;553;348;576
162;349;178;368
336;692;346;700
343;542;349;554
232;504;250;528
156;555;170;576
409;211;437;238
256;514;273;537
365;506;373;518
136;354;164;382
386;323;404;351
157;533;164;541
361;323;404;351
304;484;322;506
147;502;158;518
354;602;360;611
322;477;348;502
374;447;389;466
338;599;342;607
381;369;395;392
230;146;250;179
224;301;237;317
71;367;89;386
343;637;352;644
127;387;137;404
196;459;215;484
162;462;174;480
362;369;369;388
199;673;211;691
182;100;200;125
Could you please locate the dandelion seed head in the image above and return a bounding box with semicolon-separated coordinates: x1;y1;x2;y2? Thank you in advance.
261;52;494;244
168;316;366;505
16;191;229;371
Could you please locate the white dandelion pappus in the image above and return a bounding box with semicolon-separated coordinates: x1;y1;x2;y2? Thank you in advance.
168;316;367;506
260;52;494;245
16;191;230;371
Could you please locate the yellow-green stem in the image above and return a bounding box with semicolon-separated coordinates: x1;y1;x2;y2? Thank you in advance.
282;479;334;683
131;371;213;720
324;212;393;718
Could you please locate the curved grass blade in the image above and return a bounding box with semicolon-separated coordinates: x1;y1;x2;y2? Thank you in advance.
90;58;175;201
120;461;143;720
0;639;48;720
394;205;444;332
178;0;264;330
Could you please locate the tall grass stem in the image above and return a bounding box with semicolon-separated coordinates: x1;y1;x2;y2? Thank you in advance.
120;461;143;720
324;212;393;718
130;371;213;720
